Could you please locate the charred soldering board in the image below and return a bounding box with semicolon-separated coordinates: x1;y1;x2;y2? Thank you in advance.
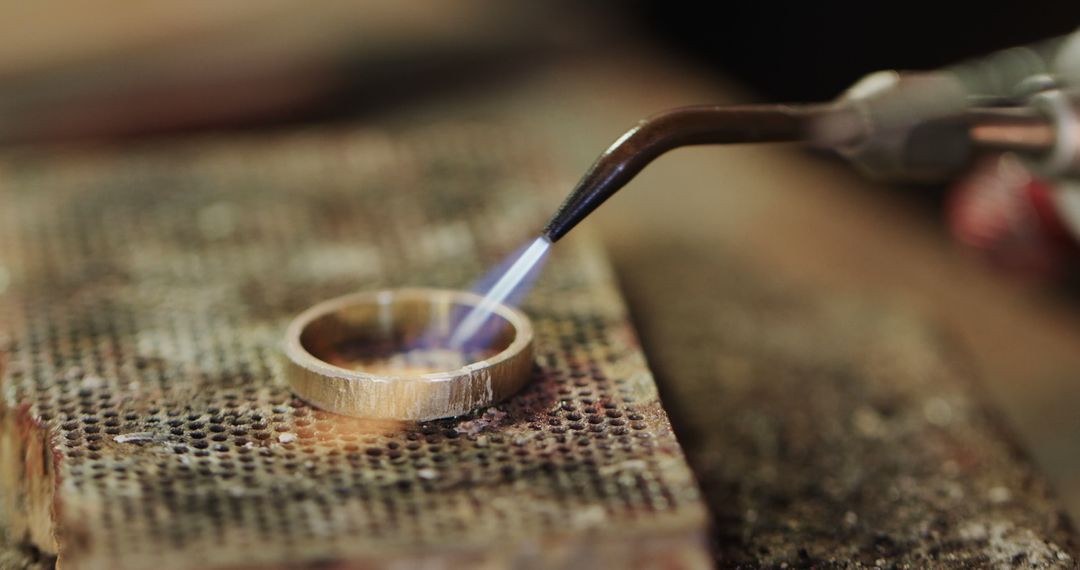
0;127;709;569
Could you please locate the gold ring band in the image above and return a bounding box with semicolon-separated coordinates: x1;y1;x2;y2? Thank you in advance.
283;288;534;421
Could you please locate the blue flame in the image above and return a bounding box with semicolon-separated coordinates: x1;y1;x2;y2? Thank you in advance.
448;235;551;350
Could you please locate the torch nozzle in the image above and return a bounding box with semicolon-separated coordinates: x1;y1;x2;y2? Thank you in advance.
541;104;841;242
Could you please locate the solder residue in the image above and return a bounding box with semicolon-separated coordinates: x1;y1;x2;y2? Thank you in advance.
0;127;708;570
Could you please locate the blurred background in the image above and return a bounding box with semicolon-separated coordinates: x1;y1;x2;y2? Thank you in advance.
8;2;1080;142
3;0;1080;526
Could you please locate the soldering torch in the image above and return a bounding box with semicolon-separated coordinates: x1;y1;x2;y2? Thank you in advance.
542;28;1080;259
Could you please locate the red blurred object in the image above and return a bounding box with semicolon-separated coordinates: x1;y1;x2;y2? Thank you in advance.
948;153;1080;278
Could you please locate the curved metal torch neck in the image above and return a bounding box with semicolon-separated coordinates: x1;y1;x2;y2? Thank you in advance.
542;104;835;242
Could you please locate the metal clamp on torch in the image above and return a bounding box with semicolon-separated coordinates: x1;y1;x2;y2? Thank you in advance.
543;28;1080;274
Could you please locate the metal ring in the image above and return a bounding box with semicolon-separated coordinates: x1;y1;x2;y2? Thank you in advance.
283;288;534;421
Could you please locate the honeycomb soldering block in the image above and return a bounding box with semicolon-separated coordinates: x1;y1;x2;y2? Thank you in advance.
0;127;709;569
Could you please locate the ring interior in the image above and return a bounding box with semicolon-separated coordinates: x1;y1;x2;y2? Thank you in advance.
298;294;518;378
